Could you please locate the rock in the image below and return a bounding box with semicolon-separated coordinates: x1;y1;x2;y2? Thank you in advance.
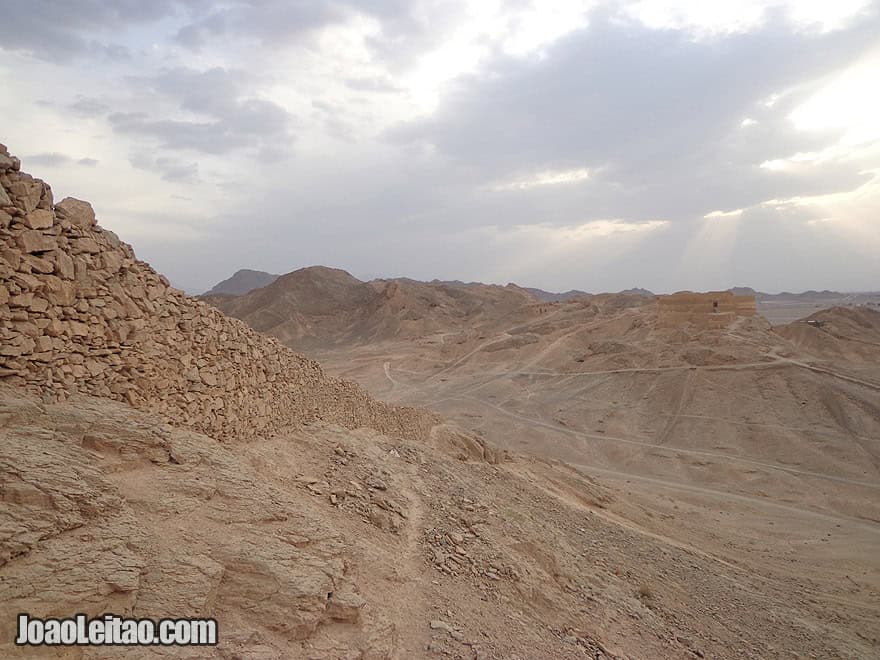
199;368;218;386
23;208;54;230
430;619;455;633
307;481;330;495
73;237;100;254
51;250;75;280
326;586;366;623
367;475;388;490
28;297;49;313
18;230;55;253
9;292;34;308
22;254;54;274
369;507;402;533
1;246;21;268
429;619;464;641
55;197;96;228
8;179;42;212
102;251;122;272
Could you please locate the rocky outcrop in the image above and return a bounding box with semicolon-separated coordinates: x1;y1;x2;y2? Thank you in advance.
0;145;437;443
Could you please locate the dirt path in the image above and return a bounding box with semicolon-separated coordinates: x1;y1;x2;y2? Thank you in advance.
575;462;880;533
446;393;880;490
385;463;432;657
656;412;880;444
656;368;694;446
383;360;402;390
381;362;880;489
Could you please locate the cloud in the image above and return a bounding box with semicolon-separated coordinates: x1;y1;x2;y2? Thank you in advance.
0;0;191;61
703;209;744;220
174;1;347;50
129;152;200;184
344;76;404;93
24;152;99;168
490;168;591;191
2;1;878;294
110;67;294;155
68;96;111;118
386;6;880;221
171;0;443;57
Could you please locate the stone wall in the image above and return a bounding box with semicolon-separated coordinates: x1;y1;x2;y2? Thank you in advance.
0;145;437;442
657;291;757;329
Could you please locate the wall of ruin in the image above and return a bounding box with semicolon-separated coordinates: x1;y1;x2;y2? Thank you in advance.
657;291;757;328
0;146;437;443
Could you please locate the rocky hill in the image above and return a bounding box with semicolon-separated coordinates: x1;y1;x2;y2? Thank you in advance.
205;268;279;296
204;266;541;350
774;305;880;367
0;146;435;443
524;287;592;302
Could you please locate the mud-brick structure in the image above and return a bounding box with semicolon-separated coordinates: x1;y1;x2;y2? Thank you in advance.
657;291;757;328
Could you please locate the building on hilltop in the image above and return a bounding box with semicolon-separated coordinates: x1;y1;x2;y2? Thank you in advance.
657;291;757;328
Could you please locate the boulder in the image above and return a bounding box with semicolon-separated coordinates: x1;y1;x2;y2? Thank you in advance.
18;230;55;254
8;179;42;212
326;586;366;623
23;209;54;230
55;197;96;229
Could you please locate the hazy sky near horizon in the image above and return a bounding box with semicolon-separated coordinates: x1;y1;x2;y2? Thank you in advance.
2;0;879;293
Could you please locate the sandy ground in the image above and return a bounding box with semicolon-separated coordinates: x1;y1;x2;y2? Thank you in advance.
4;293;879;658
2;385;878;659
305;303;880;657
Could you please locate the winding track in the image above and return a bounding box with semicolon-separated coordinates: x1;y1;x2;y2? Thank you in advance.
450;392;880;490
380;361;880;493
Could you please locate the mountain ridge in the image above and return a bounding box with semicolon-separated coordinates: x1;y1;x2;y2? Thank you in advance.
205;268;279;295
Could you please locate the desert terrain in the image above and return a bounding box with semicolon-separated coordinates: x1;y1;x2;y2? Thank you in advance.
2;146;879;660
210;267;880;657
752;291;880;326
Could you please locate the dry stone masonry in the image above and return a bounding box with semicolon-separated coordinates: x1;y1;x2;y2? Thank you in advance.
0;145;437;442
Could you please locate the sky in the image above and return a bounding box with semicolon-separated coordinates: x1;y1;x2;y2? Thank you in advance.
1;0;878;294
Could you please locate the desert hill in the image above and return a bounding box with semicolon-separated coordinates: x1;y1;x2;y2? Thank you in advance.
200;266;880;519
617;287;655;297
204;266;541;350
202;250;880;642
524;287;592;302
2;146;879;659
205;268;279;295
313;292;880;505
774;305;880;369
283;283;880;659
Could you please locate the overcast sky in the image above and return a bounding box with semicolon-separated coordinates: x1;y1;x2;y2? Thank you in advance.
2;1;878;293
